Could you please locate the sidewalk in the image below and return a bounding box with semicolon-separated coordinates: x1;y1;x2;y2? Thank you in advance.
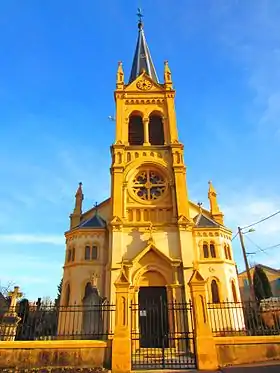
220;360;280;372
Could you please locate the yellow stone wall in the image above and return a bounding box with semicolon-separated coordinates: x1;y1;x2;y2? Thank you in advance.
0;340;110;369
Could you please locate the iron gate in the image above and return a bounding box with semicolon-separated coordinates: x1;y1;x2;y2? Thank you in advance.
131;298;196;370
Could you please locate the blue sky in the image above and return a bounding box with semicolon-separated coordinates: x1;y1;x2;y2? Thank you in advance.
0;0;279;300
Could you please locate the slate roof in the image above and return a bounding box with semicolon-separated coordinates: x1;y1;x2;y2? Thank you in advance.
193;213;220;228
129;21;158;83
78;214;106;229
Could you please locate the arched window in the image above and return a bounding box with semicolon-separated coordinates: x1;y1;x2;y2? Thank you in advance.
71;247;75;261
85;245;90;260
211;279;220;303
91;245;98;260
210;243;216;258
232;281;238;302
67;249;72;262
84;282;92;298
149;115;164;145
203;242;209;258
224;244;228;259
227;245;232;260
128;115;144;145
65;284;70;306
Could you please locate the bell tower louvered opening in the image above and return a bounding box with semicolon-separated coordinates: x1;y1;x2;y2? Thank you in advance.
149;115;164;145
129;115;144;145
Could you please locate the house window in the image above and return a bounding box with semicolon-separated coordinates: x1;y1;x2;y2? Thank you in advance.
227;245;232;260
203;243;209;258
224;244;228;259
85;246;91;260
91;246;98;260
232;281;238;302
67;249;72;262
71;247;75;261
65;284;70;306
211;279;220;303
243;278;249;288
85;245;98;260
210;243;216;258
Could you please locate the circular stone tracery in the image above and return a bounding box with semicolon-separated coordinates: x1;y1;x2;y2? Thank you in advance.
132;169;167;201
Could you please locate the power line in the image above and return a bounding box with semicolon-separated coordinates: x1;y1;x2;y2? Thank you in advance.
241;210;280;230
245;239;280;255
244;235;269;256
231;231;238;242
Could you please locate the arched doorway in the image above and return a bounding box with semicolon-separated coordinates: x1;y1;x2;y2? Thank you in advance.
137;271;169;348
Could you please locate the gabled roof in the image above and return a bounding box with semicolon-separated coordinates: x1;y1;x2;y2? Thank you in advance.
129;21;158;83
78;214;106;229
193;213;220;228
239;264;280;276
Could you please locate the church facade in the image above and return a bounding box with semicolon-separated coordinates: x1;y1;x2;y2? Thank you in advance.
61;19;240;332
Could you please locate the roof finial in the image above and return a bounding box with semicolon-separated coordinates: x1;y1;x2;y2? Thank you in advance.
94;201;98;215
137;7;144;29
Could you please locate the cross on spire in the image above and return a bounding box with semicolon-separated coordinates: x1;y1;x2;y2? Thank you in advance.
197;202;203;213
137;7;144;24
8;286;22;310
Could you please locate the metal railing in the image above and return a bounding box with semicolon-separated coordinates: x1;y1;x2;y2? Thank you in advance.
0;302;115;341
208;300;280;336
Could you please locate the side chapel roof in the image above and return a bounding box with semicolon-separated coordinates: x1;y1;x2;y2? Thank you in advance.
78;213;106;229
193;213;220;228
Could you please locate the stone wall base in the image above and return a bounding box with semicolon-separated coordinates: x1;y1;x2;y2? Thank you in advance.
215;336;280;367
0;340;110;370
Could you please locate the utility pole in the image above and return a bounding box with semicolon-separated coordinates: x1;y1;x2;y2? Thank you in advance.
238;227;255;301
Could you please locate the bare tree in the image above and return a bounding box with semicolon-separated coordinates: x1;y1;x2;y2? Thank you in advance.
0;280;16;298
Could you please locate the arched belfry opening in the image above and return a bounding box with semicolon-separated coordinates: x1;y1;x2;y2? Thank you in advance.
149;114;164;145
129;114;144;145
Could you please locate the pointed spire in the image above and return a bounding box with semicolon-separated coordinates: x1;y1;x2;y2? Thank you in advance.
129;9;159;83
164;61;173;89
74;182;84;214
70;182;84;229
208;181;224;225
116;61;124;90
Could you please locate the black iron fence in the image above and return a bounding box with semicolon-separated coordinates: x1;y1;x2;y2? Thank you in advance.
208;300;280;336
131;300;196;370
0;302;115;341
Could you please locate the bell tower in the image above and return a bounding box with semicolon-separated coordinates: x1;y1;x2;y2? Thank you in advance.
108;15;193;301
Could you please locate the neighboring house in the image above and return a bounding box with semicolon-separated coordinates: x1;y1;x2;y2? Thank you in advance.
238;264;280;301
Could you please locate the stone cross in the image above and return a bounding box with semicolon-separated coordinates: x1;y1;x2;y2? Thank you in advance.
91;272;100;288
8;286;22;311
197;202;203;213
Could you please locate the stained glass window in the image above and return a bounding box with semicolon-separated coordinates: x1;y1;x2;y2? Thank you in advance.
132;170;167;201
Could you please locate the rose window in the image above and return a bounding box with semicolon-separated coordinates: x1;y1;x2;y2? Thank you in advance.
132;170;167;201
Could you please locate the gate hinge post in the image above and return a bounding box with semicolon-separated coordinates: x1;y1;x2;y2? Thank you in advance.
189;269;219;371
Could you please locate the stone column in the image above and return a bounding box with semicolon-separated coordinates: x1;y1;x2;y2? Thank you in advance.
188;270;218;371
143;118;150;146
0;286;22;341
111;269;131;373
